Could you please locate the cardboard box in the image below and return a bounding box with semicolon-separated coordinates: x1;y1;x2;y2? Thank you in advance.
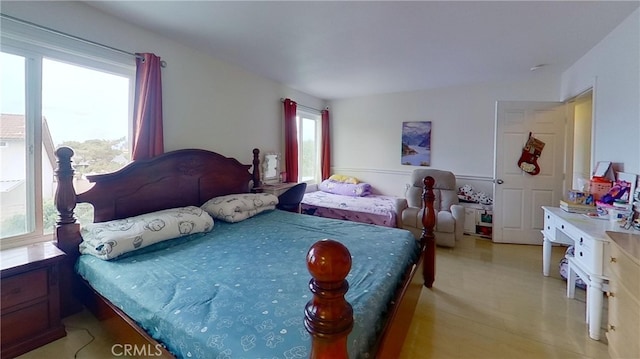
589;180;612;201
593;161;615;180
567;190;587;204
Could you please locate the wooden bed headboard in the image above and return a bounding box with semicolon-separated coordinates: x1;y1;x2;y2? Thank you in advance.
56;147;261;223
53;147;261;291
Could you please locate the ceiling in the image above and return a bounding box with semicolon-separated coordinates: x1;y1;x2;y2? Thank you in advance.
86;1;639;100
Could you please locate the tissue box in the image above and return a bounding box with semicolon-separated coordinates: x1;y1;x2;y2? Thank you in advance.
567;190;587;204
589;180;612;201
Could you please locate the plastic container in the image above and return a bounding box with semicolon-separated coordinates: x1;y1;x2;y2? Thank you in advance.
610;201;632;224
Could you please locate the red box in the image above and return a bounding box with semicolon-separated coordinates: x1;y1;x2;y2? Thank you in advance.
589;180;612;201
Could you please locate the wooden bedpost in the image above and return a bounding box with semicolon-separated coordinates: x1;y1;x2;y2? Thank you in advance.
53;146;83;316
53;146;82;254
421;176;437;288
305;239;353;359
54;147;76;227
252;148;262;190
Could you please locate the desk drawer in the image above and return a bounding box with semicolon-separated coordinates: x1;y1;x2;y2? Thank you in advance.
543;211;555;241
608;244;640;299
0;300;50;345
558;221;581;243
607;279;640;359
549;216;574;245
573;235;604;276
1;269;48;310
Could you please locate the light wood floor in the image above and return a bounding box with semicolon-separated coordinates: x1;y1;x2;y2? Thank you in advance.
399;236;608;359
18;235;609;359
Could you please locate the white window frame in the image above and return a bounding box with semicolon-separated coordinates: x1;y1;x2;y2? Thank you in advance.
296;109;322;184
1;20;135;248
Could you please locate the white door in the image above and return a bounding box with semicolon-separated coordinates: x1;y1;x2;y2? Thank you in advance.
493;101;567;244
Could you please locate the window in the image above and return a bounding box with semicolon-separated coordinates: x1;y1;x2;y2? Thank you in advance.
1;22;134;246
296;109;321;183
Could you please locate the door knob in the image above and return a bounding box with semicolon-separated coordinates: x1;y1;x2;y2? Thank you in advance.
495;179;504;184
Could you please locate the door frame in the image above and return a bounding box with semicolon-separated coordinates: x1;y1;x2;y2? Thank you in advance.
492;101;567;244
564;80;597;192
491;78;597;244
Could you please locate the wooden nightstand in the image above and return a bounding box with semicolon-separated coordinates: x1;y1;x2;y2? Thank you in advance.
1;242;66;358
258;182;299;197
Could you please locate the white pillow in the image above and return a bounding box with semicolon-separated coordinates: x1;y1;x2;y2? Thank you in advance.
201;193;278;223
79;206;214;260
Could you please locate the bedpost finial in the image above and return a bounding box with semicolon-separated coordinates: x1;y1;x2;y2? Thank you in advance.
305;239;353;358
54;146;77;226
56;146;74;170
56;146;74;159
306;239;351;281
423;175;435;189
252;148;262;190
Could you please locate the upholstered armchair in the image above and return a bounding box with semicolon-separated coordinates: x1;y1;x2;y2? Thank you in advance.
401;169;465;247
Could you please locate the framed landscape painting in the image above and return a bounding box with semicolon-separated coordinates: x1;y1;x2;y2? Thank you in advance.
401;121;431;166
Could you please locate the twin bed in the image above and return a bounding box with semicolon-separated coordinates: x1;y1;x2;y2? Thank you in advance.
301;190;405;228
53;147;437;358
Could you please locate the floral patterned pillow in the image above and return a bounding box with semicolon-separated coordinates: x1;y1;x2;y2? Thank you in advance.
79;206;214;260
201;193;278;223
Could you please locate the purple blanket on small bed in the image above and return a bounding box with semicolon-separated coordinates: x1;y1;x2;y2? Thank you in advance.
301;191;400;227
318;179;372;197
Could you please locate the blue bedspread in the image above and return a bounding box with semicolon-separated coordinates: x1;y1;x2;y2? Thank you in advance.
76;210;419;359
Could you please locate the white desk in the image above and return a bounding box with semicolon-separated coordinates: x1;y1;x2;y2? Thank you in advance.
541;206;635;340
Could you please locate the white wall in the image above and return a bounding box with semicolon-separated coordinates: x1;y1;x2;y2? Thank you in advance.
329;72;561;196
329;9;640;197
561;9;640;175
4;2;637;197
1;1;325;166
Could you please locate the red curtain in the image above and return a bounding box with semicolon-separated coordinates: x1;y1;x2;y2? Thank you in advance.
132;53;164;160
321;108;331;180
283;98;298;183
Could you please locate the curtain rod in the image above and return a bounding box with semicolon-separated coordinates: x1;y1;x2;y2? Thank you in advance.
280;98;328;112
0;13;167;68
